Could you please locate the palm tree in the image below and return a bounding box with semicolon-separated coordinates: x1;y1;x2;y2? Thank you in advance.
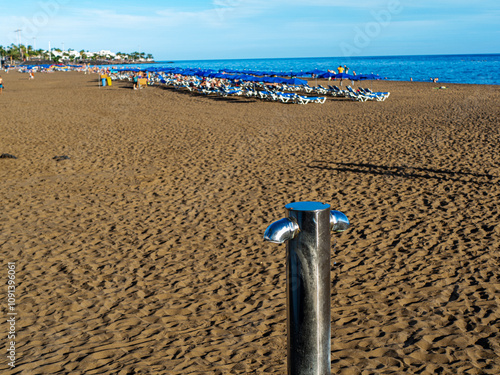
7;44;21;64
17;44;26;61
40;49;50;60
0;45;6;67
130;51;139;61
36;49;45;59
25;45;36;60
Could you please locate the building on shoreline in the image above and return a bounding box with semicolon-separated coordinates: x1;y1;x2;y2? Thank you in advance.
0;44;154;66
47;49;154;63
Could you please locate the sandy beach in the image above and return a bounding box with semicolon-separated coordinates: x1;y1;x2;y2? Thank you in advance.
1;70;499;374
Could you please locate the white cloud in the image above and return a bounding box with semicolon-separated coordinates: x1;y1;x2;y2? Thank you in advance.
155;8;214;26
2;0;498;59
78;9;152;25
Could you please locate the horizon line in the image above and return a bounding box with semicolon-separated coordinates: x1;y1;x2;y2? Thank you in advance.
154;52;500;63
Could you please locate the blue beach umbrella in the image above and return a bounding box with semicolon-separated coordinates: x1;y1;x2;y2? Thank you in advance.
333;73;358;86
196;71;212;77
335;73;357;81
224;75;241;81
192;70;207;77
273;77;289;84
306;68;326;76
319;72;337;79
358;73;382;80
285;77;308;86
358;73;384;90
276;71;290;77
235;74;258;81
260;76;284;84
228;74;243;81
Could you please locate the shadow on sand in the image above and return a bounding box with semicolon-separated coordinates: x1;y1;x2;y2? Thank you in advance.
308;161;498;186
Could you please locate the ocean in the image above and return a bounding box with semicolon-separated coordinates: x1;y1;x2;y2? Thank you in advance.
122;54;500;85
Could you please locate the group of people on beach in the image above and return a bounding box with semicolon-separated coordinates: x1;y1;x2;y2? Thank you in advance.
337;65;355;75
325;65;356;78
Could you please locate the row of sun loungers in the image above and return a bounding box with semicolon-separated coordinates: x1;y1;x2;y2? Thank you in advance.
109;72;389;104
256;90;327;104
193;85;326;105
153;75;327;104
345;86;390;101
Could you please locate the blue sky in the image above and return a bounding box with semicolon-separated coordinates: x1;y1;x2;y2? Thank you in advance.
1;0;499;60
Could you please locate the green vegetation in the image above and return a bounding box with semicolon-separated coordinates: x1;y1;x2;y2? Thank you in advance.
0;44;154;65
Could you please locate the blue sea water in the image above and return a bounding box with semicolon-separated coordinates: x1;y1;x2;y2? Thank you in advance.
125;54;500;85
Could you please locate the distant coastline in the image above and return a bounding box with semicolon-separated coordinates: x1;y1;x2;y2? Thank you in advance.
16;59;156;66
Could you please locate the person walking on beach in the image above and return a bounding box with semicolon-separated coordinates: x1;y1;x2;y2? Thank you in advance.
0;76;3;94
133;73;139;90
337;65;344;74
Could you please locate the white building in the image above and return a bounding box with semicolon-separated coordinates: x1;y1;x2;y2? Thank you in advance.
41;49;152;61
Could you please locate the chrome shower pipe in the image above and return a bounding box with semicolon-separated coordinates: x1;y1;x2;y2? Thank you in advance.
264;202;349;375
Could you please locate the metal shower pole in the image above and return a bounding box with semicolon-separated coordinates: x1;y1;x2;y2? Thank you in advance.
264;201;349;375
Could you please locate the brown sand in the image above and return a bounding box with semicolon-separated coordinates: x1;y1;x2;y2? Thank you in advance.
1;71;499;374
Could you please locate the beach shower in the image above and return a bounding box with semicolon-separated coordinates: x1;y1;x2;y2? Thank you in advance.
264;202;349;375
